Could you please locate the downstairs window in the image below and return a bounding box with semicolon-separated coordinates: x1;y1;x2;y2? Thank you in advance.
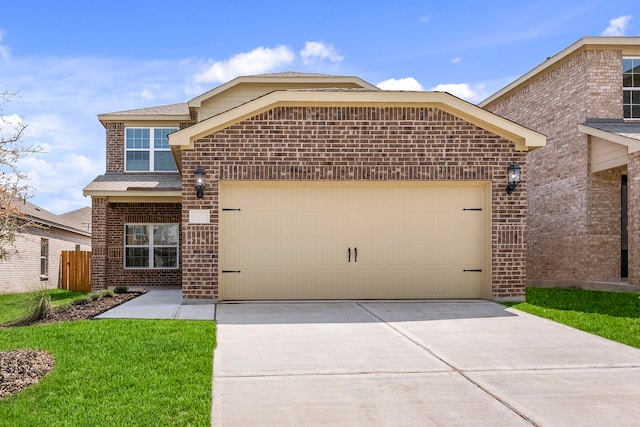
124;224;179;269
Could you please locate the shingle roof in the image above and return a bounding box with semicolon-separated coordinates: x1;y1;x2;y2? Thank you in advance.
582;120;640;141
100;102;190;117
250;71;338;78
58;207;92;233
83;174;182;193
12;200;91;236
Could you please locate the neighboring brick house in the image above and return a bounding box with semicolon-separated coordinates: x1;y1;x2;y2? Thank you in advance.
481;37;640;289
0;201;92;294
84;72;545;303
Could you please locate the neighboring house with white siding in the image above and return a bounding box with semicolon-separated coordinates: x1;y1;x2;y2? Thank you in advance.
0;201;92;294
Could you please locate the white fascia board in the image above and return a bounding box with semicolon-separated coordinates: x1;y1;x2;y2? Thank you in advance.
170;91;546;152
578;123;640;153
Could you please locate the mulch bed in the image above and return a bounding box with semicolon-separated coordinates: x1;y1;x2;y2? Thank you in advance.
0;292;142;399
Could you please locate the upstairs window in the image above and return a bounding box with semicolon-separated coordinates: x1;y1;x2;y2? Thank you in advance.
125;128;178;171
624;58;640;119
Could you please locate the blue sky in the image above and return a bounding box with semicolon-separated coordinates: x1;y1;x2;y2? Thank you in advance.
0;0;637;214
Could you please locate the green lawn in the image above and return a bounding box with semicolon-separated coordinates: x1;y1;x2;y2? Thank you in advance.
510;287;640;349
0;317;215;426
0;290;89;324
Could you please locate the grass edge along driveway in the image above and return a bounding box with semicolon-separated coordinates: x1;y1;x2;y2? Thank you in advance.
509;287;640;349
0;319;216;427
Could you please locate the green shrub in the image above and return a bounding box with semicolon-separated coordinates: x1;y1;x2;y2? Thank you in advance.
72;295;92;306
113;286;128;294
56;303;74;313
98;289;114;298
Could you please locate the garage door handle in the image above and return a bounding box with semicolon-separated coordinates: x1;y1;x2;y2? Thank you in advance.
348;247;351;263
354;247;357;263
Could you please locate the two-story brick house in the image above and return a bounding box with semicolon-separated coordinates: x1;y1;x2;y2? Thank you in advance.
481;37;640;290
84;72;545;303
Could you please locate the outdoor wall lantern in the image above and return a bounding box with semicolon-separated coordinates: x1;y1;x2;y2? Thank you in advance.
194;166;205;199
506;162;521;194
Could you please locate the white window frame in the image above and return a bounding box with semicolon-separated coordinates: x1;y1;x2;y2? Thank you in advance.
124;127;178;172
124;223;179;269
623;57;640;120
40;238;49;279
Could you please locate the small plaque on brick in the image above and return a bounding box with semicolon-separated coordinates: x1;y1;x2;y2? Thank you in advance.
189;209;210;224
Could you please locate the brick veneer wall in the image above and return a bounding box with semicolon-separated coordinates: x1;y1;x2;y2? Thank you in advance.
180;105;528;301
485;48;624;285
91;201;182;290
105;122;125;172
0;227;91;294
628;153;640;285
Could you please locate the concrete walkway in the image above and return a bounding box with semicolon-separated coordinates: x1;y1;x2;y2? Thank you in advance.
213;300;640;426
95;289;214;320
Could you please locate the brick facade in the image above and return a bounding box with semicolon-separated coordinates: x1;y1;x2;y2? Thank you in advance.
106;122;125;172
91;201;182;290
485;48;627;286
180;105;528;301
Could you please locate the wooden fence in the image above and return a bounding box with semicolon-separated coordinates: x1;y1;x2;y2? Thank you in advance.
60;250;91;292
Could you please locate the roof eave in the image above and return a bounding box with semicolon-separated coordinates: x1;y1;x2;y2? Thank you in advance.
171;90;546;152
82;189;182;198
26;217;91;237
98;114;192;127
187;75;379;108
578;123;640;153
480;36;640;107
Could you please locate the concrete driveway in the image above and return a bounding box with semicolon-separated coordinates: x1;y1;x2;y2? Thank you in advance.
212;301;640;426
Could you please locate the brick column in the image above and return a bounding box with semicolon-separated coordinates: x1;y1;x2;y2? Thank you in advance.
627;153;640;286
90;197;107;290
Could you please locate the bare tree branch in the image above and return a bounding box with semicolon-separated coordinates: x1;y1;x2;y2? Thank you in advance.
0;91;43;259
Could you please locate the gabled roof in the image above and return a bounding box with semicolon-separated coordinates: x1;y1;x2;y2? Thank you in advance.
98;102;191;125
58;207;92;233
96;73;378;125
480;37;640;107
187;72;379;108
169;89;546;162
13;200;91;237
578;120;640;153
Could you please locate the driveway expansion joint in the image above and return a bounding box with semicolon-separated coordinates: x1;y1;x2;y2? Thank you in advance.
355;302;539;426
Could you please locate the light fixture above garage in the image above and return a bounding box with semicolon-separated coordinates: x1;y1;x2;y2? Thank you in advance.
195;166;206;198
506;162;521;194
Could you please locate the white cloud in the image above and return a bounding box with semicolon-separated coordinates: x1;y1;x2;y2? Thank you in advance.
18;152;102;212
0;55;196;213
601;15;633;36
140;89;155;100
194;46;295;84
23;113;63;138
452;57;462;65
300;41;343;65
0;31;10;61
377;77;424;91
418;16;431;24
430;83;488;103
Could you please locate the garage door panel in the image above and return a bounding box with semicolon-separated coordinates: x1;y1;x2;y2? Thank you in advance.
220;182;488;300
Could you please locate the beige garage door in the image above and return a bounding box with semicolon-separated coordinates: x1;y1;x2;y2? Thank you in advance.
219;182;490;300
